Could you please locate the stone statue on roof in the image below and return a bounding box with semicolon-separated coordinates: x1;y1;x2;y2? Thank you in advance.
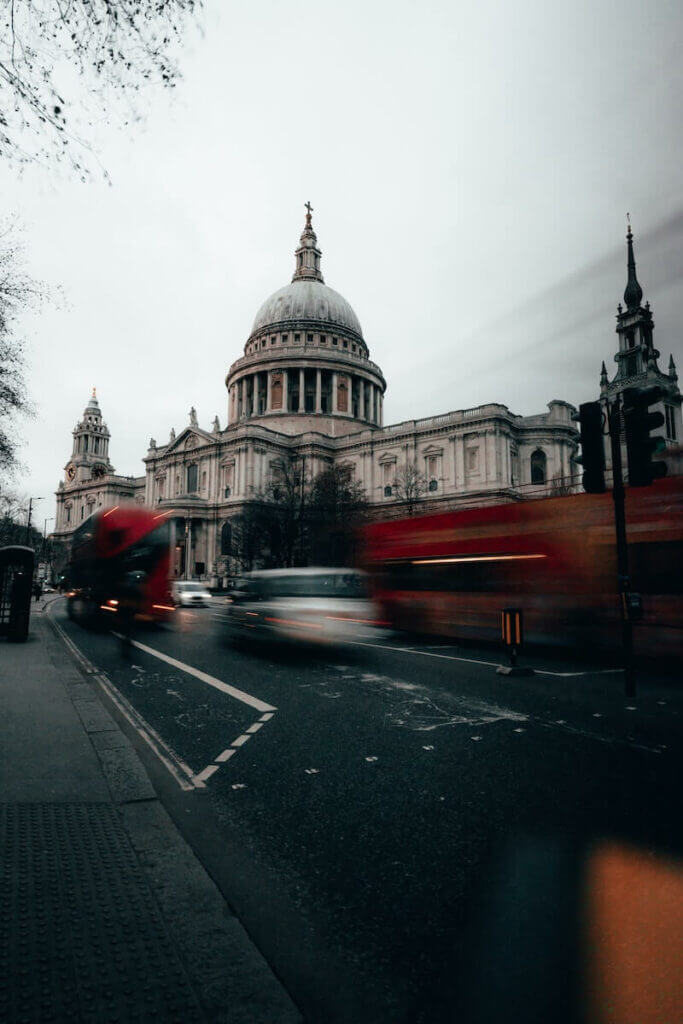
212;415;220;433
189;406;198;427
169;427;176;443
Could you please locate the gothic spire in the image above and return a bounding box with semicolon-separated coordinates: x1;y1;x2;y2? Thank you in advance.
624;214;643;310
292;202;324;283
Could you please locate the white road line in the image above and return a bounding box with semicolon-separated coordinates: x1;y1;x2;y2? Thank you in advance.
246;722;264;734
111;633;276;712
259;712;275;722
232;734;251;747
215;749;236;763
49;611;201;791
195;764;220;783
345;639;621;678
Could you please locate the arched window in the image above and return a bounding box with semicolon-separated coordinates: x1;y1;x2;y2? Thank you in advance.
220;522;232;556
187;464;198;492
530;449;547;485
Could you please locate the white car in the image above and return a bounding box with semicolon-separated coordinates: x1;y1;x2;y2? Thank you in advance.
172;581;213;607
226;568;386;645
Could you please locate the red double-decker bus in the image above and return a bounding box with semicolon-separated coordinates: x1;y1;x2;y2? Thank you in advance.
362;476;683;659
66;506;174;626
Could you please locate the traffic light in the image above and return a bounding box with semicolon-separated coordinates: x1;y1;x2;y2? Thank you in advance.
622;386;668;487
572;401;606;493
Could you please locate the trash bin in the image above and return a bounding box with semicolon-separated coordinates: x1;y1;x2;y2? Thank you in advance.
0;546;35;642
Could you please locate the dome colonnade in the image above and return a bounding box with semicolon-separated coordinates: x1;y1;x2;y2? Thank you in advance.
225;207;385;435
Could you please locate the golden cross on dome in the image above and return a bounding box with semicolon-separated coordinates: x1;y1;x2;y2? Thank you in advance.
304;201;313;227
92;386;97;398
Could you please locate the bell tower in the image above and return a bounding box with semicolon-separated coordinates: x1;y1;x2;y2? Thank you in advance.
64;389;114;484
600;217;682;463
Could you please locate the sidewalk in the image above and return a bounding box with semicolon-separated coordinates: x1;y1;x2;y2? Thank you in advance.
0;603;302;1023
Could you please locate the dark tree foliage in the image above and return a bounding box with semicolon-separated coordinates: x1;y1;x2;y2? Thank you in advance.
0;0;200;177
0;223;41;481
226;461;368;571
307;464;368;566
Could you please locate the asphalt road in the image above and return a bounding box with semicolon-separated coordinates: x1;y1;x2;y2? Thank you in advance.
52;600;682;1023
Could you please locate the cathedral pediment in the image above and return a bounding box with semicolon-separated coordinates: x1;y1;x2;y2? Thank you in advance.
163;427;217;455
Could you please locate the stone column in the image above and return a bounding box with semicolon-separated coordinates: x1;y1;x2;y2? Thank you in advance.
299;368;305;412
280;370;288;413
485;431;496;485
454;435;465;489
359;378;365;420
379;392;383;426
240;378;247;419
266;371;272;412
315;369;322;413
332;372;338;413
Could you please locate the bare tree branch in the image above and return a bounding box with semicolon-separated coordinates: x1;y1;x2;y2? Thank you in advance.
0;0;200;177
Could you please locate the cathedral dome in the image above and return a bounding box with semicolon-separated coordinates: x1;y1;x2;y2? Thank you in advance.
251;279;364;340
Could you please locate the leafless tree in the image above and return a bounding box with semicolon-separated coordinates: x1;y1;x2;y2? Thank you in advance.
0;222;43;482
0;0;200;177
392;460;428;516
308;464;368;566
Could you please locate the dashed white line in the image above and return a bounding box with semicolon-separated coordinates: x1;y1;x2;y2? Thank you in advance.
215;749;236;763
231;734;251;747
195;764;220;783
246;722;264;734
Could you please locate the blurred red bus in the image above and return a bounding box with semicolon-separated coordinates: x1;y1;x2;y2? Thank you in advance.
362;476;683;659
66;506;174;625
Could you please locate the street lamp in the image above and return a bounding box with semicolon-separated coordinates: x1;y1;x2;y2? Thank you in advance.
25;497;44;545
43;518;54;578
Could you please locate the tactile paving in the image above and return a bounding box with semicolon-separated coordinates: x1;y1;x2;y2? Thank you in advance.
0;803;205;1022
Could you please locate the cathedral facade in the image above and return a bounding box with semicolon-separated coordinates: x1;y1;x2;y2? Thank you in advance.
55;209;594;581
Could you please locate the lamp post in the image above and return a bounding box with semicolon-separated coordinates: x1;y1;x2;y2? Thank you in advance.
25;497;43;545
43;518;54;581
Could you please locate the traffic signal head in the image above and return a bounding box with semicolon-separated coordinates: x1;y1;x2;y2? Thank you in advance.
572;401;606;493
622;386;668;487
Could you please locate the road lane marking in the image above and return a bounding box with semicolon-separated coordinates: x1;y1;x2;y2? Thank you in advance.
345;639;622;677
246;722;264;734
231;734;251;747
111;633;276;712
48;610;202;791
259;712;274;722
195;764;220;783
215;749;236;763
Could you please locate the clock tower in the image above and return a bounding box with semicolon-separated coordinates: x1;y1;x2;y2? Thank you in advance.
63;388;113;485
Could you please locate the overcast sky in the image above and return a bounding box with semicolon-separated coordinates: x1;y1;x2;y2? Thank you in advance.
3;0;683;526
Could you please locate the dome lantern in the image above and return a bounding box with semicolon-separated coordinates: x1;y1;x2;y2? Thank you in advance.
292;202;324;283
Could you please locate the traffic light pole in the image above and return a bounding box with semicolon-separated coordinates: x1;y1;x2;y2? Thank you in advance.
608;394;635;698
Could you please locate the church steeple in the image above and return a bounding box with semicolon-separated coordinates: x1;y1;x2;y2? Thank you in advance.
624;214;643;310
292;202;324;283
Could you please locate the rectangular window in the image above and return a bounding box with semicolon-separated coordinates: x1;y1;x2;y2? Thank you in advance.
333;337;338;345
321;335;326;344
294;333;300;343
187;464;198;493
307;333;313;343
467;448;479;471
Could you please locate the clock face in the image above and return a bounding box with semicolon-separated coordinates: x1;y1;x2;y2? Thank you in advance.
66;464;76;482
91;463;106;480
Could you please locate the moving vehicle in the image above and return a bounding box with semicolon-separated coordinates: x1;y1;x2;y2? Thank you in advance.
225;568;386;645
172;580;213;607
66;507;174;626
362;475;683;658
